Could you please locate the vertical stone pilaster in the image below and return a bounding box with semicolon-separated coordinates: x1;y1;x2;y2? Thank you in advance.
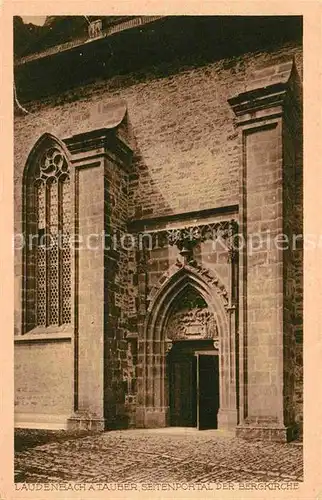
228;59;302;441
64;114;133;431
76;161;105;424
65;135;106;430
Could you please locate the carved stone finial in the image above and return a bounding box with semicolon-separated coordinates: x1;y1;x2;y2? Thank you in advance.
179;248;191;265
168;226;205;263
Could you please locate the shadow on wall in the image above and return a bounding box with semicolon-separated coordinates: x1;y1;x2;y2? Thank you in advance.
102;117;176;429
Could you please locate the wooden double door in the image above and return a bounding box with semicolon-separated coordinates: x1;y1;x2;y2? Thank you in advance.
169;342;220;429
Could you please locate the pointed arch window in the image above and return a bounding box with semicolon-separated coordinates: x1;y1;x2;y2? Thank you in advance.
24;138;71;332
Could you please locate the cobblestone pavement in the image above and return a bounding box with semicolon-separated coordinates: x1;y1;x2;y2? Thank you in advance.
15;428;303;483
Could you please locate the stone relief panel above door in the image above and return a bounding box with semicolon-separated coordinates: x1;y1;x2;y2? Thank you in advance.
165;287;218;341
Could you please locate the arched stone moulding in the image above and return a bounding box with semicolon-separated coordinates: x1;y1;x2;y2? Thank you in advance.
147;261;230;311
138;261;238;429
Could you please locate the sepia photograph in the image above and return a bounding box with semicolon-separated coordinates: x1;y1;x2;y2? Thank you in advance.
11;12;305;490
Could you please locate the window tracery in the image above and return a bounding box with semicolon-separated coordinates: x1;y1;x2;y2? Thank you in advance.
24;144;71;331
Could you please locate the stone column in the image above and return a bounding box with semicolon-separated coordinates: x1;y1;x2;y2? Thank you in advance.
228;59;302;441
64;105;133;430
217;222;239;430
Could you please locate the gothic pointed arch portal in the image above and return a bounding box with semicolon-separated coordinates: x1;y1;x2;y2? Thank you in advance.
137;262;238;430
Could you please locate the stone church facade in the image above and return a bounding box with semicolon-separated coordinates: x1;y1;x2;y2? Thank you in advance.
14;16;303;441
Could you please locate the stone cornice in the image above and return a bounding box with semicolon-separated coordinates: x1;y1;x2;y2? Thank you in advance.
134;219;239;265
64;129;112;154
61;99;133;169
128;205;239;232
65;129;132;156
15;17;164;68
228;83;288;118
63;130;133;171
228;59;302;127
62;101;133;170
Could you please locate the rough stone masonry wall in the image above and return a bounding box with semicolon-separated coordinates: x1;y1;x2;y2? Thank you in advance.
14;39;303;427
14;41;302;222
294;94;303;431
282;110;299;429
285;92;303;431
103;154;137;428
15;341;73;416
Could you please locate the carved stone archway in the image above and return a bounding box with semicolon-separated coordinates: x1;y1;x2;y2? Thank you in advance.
136;261;238;430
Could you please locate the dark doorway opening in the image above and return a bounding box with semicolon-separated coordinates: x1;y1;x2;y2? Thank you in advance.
168;341;219;429
169;349;197;426
198;354;220;429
